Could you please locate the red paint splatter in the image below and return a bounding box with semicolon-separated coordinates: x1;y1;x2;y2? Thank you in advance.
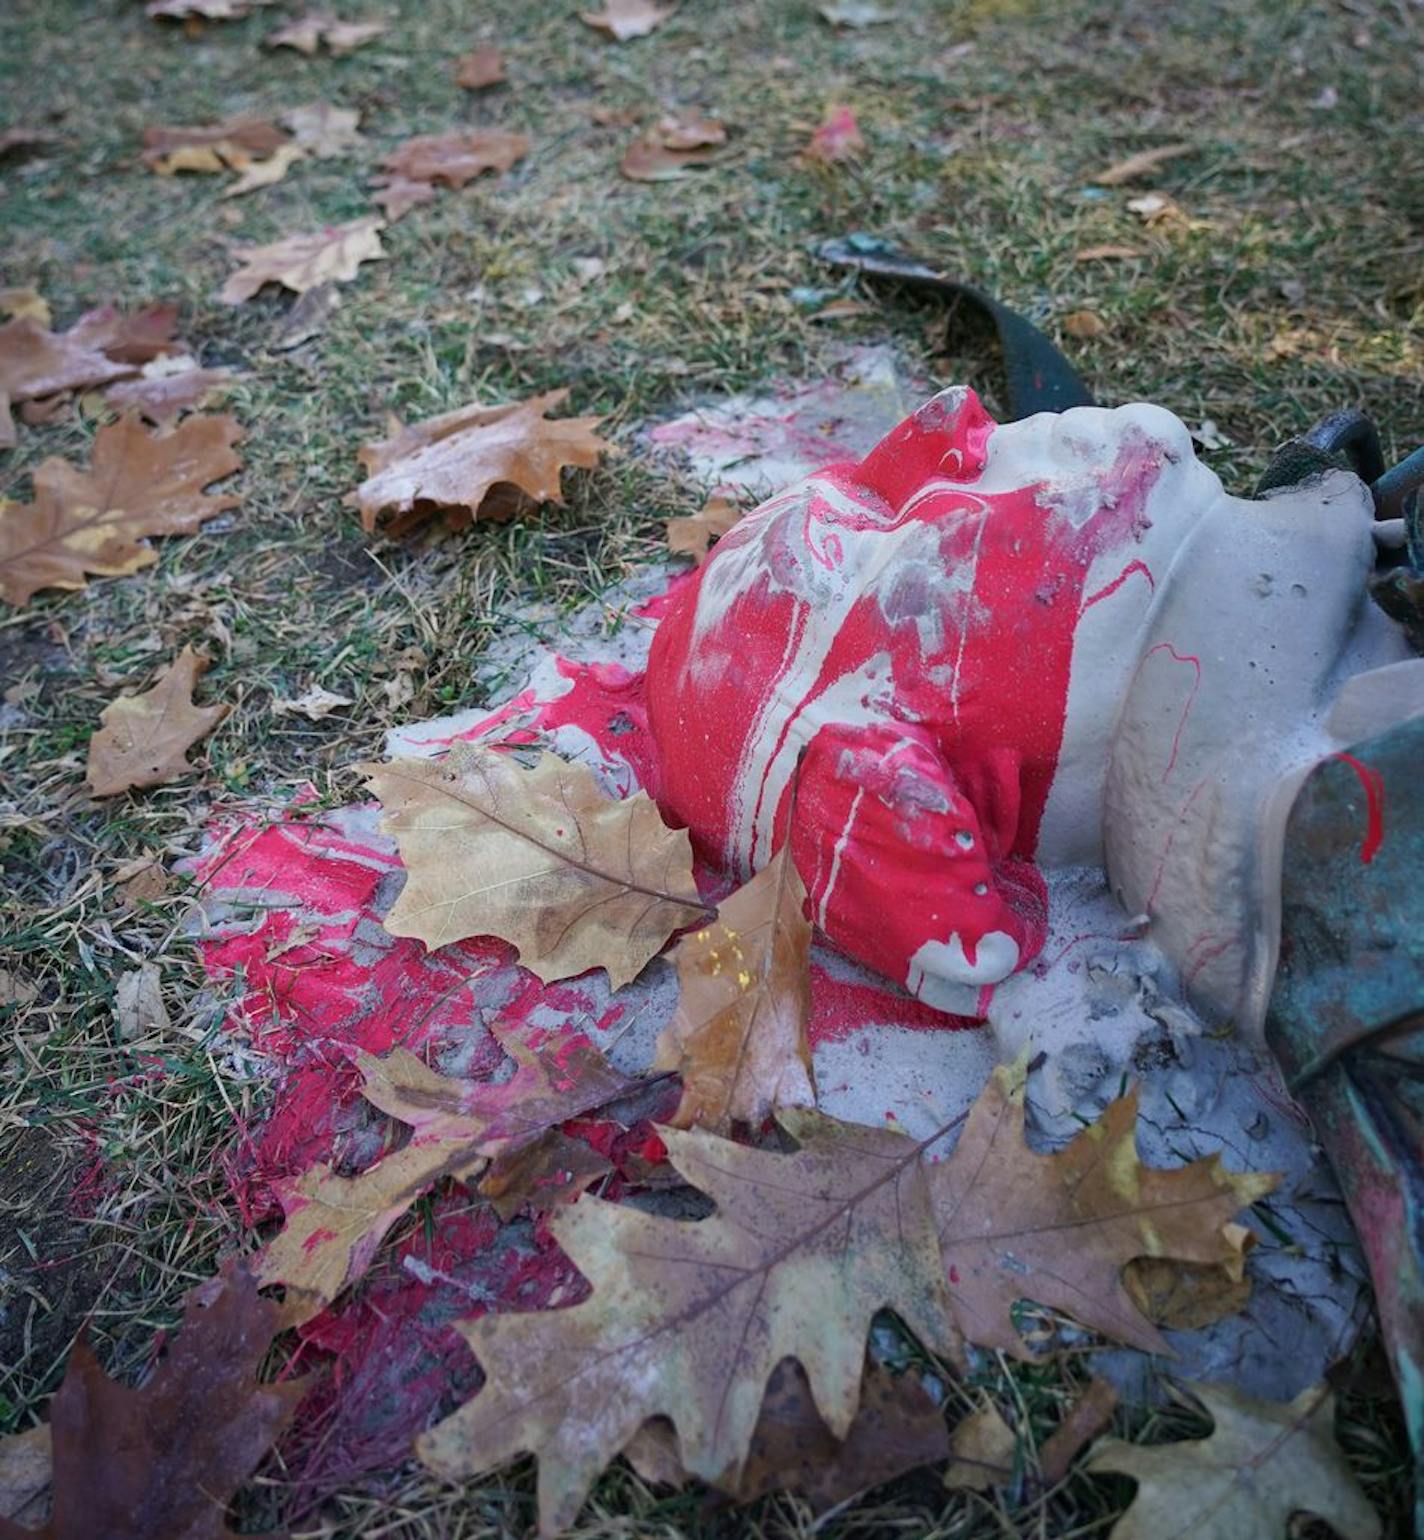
1083;558;1156;611
1332;752;1385;864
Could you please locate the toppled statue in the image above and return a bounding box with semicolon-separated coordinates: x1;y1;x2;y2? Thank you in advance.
647;386;1424;1033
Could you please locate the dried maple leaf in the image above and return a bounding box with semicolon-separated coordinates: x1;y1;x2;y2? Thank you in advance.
146;0;271;18
418;1109;957;1536
0;1261;302;1540
360;740;704;989
221;217;385;305
0;303;177;444
580;0;674;40
267;12;387;54
141;116;288;174
621;111;726;180
457;46;506;90
221;143;307;198
370;176;435;222
351;389;607;534
65;301;183;365
1088;1382;1381;1540
104;357;235;427
927;1061;1278;1358
803;104;865;163
0;412;241;606
280;102;364;160
255;1027;634;1321
379;129;529;189
1092;142;1193;187
654;842;814;1132
86;646;229;797
666;491;741;561
620;138;720;180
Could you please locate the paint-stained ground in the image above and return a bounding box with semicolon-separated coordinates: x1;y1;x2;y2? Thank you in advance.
2;0;1421;1534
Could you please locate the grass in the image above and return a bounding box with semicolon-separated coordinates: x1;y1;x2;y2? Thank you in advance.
1;0;1420;1534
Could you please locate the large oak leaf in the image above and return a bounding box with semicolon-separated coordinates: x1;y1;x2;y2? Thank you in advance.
360;741;703;988
654;841;815;1132
418;1110;957;1536
379;129;529;188
0;1262;301;1540
1089;1382;1380;1540
928;1061;1278;1357
255;1027;635;1323
351;389;607;535
0;413;242;606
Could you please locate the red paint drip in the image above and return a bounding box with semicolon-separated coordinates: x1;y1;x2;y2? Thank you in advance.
1332;753;1385;864
1082;558;1155;612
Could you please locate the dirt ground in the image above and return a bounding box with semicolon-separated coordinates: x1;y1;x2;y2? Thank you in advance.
2;0;1420;1534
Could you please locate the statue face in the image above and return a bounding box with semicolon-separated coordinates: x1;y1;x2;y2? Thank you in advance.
647;387;1423;1031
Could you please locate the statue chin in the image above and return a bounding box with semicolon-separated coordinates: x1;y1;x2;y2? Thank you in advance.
645;386;1424;1037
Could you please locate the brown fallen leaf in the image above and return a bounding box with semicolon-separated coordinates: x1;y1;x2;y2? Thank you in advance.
1122;1220;1254;1330
944;1399;1015;1491
256;1027;635;1321
1089;1382;1381;1540
620;116;725;181
803;104;864;163
654;842;815;1132
65;301;183;366
370;175;436;222
1092;141;1193;186
0;1260;302;1540
114;960;171;1042
726;1355;951;1509
379;128;529;189
927;1060;1278;1358
141;115;288;174
104;357;235;427
220;142;306;197
666;491;742;561
457;45;506;90
1062;308;1108;340
86;646;229;797
0;1426;49;1527
1037;1376;1118;1486
221;216;385;304
360;740;704;988
280;102;365;160
0;289;50;326
146;0;271;18
113;851;170;905
417;1109;957;1537
0;301;179;444
479;1127;614;1220
350;388;608;536
1075;243;1148;262
0;412;241;606
266;11;386;53
581;0;674;41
